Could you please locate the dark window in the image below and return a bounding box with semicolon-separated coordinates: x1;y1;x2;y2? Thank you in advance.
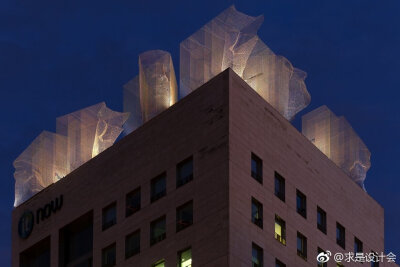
296;189;307;218
251;198;263;228
20;237;50;267
297;232;307;260
102;243;116;267
275;258;286;267
125;188;140;217
177;156;193;187
177;247;192;267
150;216;166;245
102;202;116;231
336;222;346;249
152;259;165;267
318;247;328;267
125;230;140;259
176;201;193;232
317;206;327;234
151;173;166;203
354;237;363;253
59;212;93;267
371;251;379;267
274;172;285;202
274;215;286;245
252;243;263;267
251;153;263;183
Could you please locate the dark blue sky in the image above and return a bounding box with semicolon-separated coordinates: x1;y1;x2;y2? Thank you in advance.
1;0;399;264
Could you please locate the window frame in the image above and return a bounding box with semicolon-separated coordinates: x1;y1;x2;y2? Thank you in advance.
336;222;346;249
125;187;141;217
252;242;263;267
125;229;140;259
176;156;194;188
176;200;193;232
296;189;307;218
317;206;327;234
151;173;167;203
354;237;363;253
177;247;192;267
251;197;263;229
101;243;116;267
102;202;117;231
296;231;307;260
150;215;166;246
274;215;286;245
274;172;285;202
251;153;263;184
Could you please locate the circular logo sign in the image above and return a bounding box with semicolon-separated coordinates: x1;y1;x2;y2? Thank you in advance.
18;211;34;239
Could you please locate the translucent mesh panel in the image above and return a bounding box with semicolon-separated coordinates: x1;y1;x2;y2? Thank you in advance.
302;106;371;190
13;131;67;206
14;103;129;206
56;102;129;173
123;50;178;134
180;5;310;120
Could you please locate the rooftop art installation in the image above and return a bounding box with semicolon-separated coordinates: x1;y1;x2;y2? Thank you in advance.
13;5;370;206
180;5;311;120
13;103;128;206
302;106;371;190
124;50;178;134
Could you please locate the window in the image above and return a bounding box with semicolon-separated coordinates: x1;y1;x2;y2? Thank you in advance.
354;237;363;253
317;206;327;234
176;201;193;232
125;230;140;259
252;243;263;267
251;153;262;183
318;247;328;267
336;222;346;249
275;258;286;267
126;187;140;217
274;172;285;202
177;156;193;187
178;247;192;267
296;189;307;218
251;198;263;228
102;202;116;231
297;232;307;260
274;215;286;245
150;216;166;245
371;251;379;267
337;263;344;267
102;243;116;267
20;237;50;267
152;259;165;267
151;173;166;202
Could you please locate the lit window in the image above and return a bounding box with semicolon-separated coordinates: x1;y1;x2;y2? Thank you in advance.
177;156;193;187
354;237;363;253
152;259;165;267
317;206;327;234
125;230;140;259
252;243;263;267
102;243;116;267
150;216;166;245
318;247;327;267
151;173;166;203
274;172;285;202
126;187;140;217
336;222;346;249
251;153;262;183
275;258;286;267
297;232;307;260
296;189;307;218
176;201;193;232
337;263;344;267
274;215;286;245
251;198;263;228
102;202;116;231
178;247;192;267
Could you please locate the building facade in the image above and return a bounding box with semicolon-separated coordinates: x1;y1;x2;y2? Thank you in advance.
12;69;397;267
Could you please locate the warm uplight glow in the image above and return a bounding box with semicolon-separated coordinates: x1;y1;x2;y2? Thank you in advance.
302;105;371;189
180;5;310;121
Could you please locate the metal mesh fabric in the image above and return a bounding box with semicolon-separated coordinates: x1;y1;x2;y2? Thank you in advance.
302;105;371;190
123;50;178;134
180;5;310;120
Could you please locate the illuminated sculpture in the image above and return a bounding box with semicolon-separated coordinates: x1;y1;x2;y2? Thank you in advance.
302;106;371;190
180;5;310;120
13;131;67;206
56;102;129;173
124;50;178;134
14;103;128;206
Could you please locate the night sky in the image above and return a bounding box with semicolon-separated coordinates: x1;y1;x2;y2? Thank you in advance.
1;0;399;264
